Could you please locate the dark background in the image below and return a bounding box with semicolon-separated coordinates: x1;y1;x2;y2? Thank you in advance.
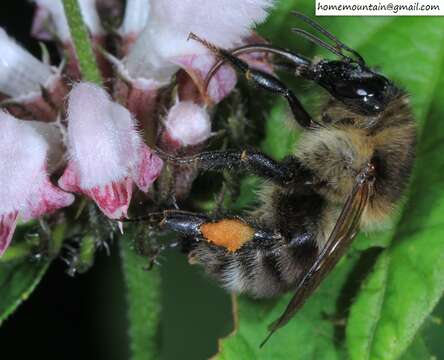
0;2;232;359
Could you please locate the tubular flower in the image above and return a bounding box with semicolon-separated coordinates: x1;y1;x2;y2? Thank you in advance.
0;28;67;121
58;82;163;220
0;111;74;256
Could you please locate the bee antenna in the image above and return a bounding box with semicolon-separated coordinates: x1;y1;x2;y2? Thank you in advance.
291;11;365;65
291;28;346;59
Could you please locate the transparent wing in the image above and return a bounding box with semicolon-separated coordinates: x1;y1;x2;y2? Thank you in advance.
260;164;375;347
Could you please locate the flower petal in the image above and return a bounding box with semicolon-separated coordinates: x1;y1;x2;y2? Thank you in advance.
0;111;50;215
66;82;142;189
0;112;73;256
0;211;18;257
59;161;134;220
78;0;105;36
133;144;164;192
0;28;54;98
172;54;237;104
84;178;133;219
119;0;150;53
31;0;71;42
125;0;273;83
21;178;74;221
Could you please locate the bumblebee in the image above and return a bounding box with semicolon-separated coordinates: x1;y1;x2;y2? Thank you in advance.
150;13;416;345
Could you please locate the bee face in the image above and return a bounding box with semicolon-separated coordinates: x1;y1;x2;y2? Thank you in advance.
311;60;396;115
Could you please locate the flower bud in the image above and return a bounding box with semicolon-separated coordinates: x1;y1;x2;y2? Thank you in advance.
162;101;211;149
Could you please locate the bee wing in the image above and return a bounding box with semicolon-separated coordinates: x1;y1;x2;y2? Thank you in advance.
260;165;375;347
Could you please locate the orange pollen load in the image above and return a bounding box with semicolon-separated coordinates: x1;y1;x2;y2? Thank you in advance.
200;219;255;252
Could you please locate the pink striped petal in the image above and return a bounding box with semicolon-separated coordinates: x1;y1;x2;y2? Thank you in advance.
134;145;164;192
59;161;134;220
84;179;133;220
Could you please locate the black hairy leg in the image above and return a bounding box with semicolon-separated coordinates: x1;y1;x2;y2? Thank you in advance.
188;33;317;129
157;149;313;187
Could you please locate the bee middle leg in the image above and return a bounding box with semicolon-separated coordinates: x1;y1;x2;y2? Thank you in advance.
158;149;312;186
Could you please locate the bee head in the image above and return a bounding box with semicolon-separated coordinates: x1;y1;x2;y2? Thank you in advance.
311;60;398;115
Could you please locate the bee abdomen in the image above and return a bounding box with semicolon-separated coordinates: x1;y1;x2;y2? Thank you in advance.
189;238;318;298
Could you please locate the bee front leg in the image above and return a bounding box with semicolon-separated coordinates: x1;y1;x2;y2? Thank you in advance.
189;33;317;129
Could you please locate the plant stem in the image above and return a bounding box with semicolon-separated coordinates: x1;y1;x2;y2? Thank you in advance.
120;232;161;360
62;0;101;84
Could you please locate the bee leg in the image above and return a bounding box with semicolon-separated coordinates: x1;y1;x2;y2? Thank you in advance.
160;210;210;238
158;149;312;186
188;33;316;129
160;210;272;253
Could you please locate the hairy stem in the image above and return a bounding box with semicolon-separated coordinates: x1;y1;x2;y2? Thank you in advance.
120;231;161;360
62;0;101;84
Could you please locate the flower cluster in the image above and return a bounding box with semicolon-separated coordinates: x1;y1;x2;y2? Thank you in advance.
0;0;274;256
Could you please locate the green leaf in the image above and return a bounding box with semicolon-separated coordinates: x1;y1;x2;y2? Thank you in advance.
400;335;431;360
346;18;444;360
261;99;299;160
424;295;444;359
216;253;359;359
120;231;161;360
0;222;67;324
0;257;50;325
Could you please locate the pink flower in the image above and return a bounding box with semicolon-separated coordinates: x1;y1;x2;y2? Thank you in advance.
58;82;163;220
0;111;74;256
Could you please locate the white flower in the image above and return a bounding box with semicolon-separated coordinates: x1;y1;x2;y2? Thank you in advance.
31;0;104;41
31;0;71;42
58;82;163;219
0;111;74;256
119;0;150;43
0;28;55;99
125;0;273;84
